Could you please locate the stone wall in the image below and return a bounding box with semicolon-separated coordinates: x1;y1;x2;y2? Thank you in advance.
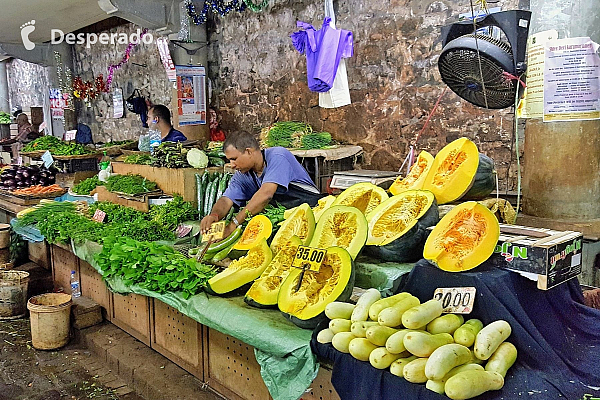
208;0;523;190
72;23;173;143
6;58;49;110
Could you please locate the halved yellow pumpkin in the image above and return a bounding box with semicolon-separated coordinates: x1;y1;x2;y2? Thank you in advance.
309;206;368;259
313;195;336;222
245;236;303;308
232;214;272;250
206;238;273;294
270;203;315;255
422;138;480;204
389;151;434;195
278;246;355;329
332;182;389;215
423;201;499;272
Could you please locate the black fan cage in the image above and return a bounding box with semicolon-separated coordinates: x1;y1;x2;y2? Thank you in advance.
439;35;517;109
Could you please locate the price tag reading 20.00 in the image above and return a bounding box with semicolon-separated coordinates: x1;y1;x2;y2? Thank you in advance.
292;246;327;272
433;287;476;314
205;221;226;242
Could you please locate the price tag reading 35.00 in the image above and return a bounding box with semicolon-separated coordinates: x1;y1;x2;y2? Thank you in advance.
433;287;476;314
292;246;327;272
205;221;226;242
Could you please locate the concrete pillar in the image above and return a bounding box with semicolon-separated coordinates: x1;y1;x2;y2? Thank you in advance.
521;0;600;233
0;60;9;113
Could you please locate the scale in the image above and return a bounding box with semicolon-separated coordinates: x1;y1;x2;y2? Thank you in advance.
330;170;400;190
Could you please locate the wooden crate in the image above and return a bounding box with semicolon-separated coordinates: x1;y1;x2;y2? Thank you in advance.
204;328;272;400
111;162;223;207
28;240;50;270
110;292;151;346
79;259;111;321
51;244;79;293
93;186;151;212
150;299;203;379
301;367;340;400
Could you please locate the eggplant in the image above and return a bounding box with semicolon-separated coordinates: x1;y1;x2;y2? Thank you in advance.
21;170;30;179
7;186;16;191
38;179;47;186
39;171;48;179
23;180;31;186
16;181;25;187
4;179;15;187
30;175;38;183
14;173;23;182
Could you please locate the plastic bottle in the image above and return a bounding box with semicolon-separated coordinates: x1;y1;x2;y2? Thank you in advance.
99;151;110;170
149;126;162;155
70;270;81;298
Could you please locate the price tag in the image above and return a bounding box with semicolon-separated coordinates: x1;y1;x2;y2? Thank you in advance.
176;224;192;238
92;209;106;223
41;151;54;168
65;130;77;141
433;287;476;314
205;221;226;242
17;156;22;166
292;245;327;272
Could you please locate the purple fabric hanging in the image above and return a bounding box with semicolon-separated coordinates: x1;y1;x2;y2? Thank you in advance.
290;17;353;93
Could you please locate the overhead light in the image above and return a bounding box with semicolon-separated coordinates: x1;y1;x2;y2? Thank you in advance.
98;0;118;14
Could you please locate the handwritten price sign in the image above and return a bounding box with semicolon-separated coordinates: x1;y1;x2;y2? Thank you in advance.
433;287;476;314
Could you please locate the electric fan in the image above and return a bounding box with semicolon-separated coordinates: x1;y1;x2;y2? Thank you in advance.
438;10;532;109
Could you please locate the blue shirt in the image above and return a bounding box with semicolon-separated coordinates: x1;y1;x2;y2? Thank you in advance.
223;147;318;206
162;128;187;143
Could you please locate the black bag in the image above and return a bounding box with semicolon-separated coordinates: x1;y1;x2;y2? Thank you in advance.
125;89;143;112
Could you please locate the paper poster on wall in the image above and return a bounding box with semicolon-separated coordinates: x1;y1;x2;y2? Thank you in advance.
113;88;124;118
175;65;207;126
49;88;68;120
520;30;558;118
543;37;600;122
157;38;177;82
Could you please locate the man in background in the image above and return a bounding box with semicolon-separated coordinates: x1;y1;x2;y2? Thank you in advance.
148;105;187;143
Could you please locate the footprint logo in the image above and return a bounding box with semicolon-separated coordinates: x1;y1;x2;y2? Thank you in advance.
20;20;36;50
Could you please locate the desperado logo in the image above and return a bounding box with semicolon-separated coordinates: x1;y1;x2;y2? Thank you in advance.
494;242;528;262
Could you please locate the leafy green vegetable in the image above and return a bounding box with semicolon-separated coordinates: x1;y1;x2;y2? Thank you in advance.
149;195;199;231
72;176;103;195
124;154;152;165
22;135;94;155
0;112;11;124
301;132;332;149
186;148;208;169
260;122;313;148
95;236;216;299
152;142;191;168
105;174;158;195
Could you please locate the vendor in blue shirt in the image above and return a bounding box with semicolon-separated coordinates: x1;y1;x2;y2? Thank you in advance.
149;105;187;143
200;131;324;236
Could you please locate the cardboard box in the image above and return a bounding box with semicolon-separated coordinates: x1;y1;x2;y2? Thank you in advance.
489;224;584;290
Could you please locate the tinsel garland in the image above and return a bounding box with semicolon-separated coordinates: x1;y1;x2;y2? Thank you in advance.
53;52;75;111
186;0;246;25
105;28;149;90
243;0;268;12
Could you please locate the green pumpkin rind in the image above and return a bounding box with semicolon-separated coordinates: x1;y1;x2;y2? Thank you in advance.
462;154;496;200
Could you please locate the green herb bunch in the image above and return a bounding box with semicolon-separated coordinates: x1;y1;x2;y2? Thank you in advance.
105;174;158;195
22;135;94;155
149;195;199;231
72;176;103;195
124;154;152;165
95;236;216;299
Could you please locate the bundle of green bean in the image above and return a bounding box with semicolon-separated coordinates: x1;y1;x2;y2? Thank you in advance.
195;171;233;219
260;122;313;148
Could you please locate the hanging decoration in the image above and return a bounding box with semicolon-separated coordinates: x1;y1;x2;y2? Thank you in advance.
185;0;246;25
243;0;268;12
53;52;75;111
105;28;149;90
72;74;108;105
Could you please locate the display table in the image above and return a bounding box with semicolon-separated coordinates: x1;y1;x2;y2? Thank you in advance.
312;260;600;400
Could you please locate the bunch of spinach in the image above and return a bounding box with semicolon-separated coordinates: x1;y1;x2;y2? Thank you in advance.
95;236;216;299
72;176;103;195
105;174;158;195
149;195;199;231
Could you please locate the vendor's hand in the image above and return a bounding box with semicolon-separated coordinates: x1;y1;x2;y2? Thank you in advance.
200;214;219;234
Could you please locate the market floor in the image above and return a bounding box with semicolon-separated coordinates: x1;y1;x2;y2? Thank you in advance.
0;318;144;400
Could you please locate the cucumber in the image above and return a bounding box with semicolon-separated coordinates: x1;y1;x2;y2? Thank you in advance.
427;314;465;335
403;358;429;383
474;320;512;361
325;302;355;320
351;288;381;322
208;226;242;253
484;342;517;377
445;370;504;399
378;295;420;327
365;326;398;347
348;338;378;362
369;347;402;369
317;328;335;344
210;241;238;262
368;292;412;321
329;319;353;334
454;319;484;347
401;299;443;329
195;174;203;215
403;331;454;357
350;321;380;338
425;344;472;380
332;332;355;353
390;355;418;377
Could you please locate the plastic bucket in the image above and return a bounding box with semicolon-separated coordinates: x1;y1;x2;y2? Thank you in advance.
0;270;29;319
0;224;10;249
27;293;72;350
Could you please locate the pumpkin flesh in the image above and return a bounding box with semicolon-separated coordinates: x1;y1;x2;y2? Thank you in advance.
233;214;272;250
423;201;499;272
309;206;368;259
366;190;436;246
207;239;273;294
332;182;389;215
270;203;315;255
313;195;336;222
389;151;434;195
245;236;303;307
278;246;354;328
423;138;479;204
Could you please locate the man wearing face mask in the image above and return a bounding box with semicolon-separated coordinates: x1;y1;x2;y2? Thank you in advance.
200;131;324;237
148;105;187;143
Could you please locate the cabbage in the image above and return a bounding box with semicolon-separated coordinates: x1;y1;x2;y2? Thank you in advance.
187;148;209;169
